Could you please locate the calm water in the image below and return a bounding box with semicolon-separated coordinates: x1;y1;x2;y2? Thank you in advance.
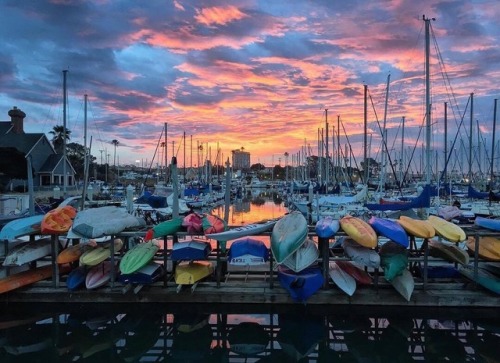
0;191;498;362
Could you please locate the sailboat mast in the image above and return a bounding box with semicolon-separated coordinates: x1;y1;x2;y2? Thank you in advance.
490;99;498;195
363;84;368;184
424;15;433;184
325;109;329;188
469;93;474;184
63;69;68;197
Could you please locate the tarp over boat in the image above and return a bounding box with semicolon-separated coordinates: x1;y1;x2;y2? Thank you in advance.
364;185;431;211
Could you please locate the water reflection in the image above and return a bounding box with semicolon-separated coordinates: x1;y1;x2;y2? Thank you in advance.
0;306;498;362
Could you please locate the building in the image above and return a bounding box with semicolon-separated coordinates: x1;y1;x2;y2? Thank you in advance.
231;149;250;170
0;107;75;191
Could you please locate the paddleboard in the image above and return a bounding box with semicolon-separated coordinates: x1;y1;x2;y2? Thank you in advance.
79;238;123;267
86;261;115;289
369;216;409;247
428;239;470;265
340;215;378;248
282;238;319;273
466;236;500;261
175;261;213;285
0;215;43;242
3;238;54;266
228;237;269;266
119;241;159;275
342;238;380;269
271;211;308;264
390;268;414;301
428;215;466;242
40;205;77;234
329;261;356;296
315;216;340;239
397;216;435;238
206;220;276;241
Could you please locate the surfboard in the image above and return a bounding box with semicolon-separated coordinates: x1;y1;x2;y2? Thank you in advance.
271;211;308;264
282;238;319;273
369;216;409;248
119;241;160;275
329;261;356;296
428;215;466;242
0;215;43;242
315;216;340;239
340;215;378;248
397;215;435;238
206;220;276;241
40;205;77;235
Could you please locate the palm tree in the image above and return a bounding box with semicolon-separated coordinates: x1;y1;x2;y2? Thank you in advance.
49;125;71;154
111;139;119;172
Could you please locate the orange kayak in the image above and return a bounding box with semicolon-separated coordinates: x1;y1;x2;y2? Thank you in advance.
0;265;71;294
57;242;94;264
41;206;77;234
340;215;377;248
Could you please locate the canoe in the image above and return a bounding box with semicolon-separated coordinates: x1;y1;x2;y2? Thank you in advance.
369;216;409;248
144;217;183;241
228;237;269;266
340;215;378;248
428;239;470;265
202;214;227;235
174;261;213;285
171;239;212;261
85;261;115;289
282;238;319;272
390;268;414;301
228;322;269;355
206;220;276;241
3;238;54;266
277;265;324;303
427;215;466;242
335;260;372;285
40;205;77;234
66;266;87;290
329;261;356;296
119;241;160;274
0;265;71;294
459;265;500;294
72;206;146;239
271;211;308;264
466;236;500;261
79;238;124;266
315;216;340;239
57;242;94;264
474;216;500;231
342;238;380;269
380;241;408;281
181;212;203;234
397;216;435;238
0;215;43;241
118;262;165;285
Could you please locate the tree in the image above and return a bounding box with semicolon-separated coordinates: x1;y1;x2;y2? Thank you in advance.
250;163;266;172
66;142;96;179
111;139;119;171
49;125;71;154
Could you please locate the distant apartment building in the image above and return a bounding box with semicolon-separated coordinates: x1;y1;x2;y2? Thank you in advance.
232;149;250;170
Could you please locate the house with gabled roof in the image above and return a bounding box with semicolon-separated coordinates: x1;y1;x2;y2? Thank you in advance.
0;106;75;192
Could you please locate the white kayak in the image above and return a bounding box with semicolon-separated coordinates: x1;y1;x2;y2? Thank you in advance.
282;238;319;272
389;268;414;301
206;220;276;241
329;261;356;296
3;237;56;266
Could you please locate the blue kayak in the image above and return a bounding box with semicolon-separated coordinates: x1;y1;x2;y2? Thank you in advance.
474;216;500;231
66;266;87;291
119;263;165;285
277;265;324;303
369;216;409;248
228;237;269;266
315;216;340;239
171;239;212;261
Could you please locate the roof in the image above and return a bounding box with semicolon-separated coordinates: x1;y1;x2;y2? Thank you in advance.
39;154;63;172
0;121;46;154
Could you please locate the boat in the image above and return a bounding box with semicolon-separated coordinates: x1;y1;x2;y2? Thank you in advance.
144;217;183;241
79;238;124;266
390;268;414;301
335;260;372;285
474;216;500;231
206;220;276;241
329;261;356;296
342;237;381;269
0;214;43;241
282;238;319;273
368;216;409;248
228;322;269;355
174;261;213;285
118;262;165;285
465;236;500;261
3;238;54;266
428;215;466;242
72;206;146;239
0;265;71;294
315;216;340;239
56;241;94;264
364;184;431;211
40;205;76;234
119;241;160;275
271;211;308;264
85;261;115;289
171;239;212;261
340;215;378;248
181;212;203;234
428;239;470;265
202;214;227;235
459;265;500;294
380;241;408;281
397;216;435;238
277;265;324;303
227;237;269;265
66;266;87;290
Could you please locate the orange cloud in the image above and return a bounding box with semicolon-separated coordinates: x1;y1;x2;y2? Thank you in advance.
194;6;249;26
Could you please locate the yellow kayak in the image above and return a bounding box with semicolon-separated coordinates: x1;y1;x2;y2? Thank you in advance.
175;261;213;285
397;216;435;239
79;238;123;266
466;236;500;261
427;215;466;242
340;215;377;248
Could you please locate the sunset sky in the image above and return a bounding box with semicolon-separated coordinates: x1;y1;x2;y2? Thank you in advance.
1;0;499;172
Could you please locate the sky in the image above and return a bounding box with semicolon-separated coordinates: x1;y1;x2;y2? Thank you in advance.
1;0;499;173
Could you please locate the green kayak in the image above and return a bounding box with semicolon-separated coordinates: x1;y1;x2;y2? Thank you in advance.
120;241;160;275
145;217;183;240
